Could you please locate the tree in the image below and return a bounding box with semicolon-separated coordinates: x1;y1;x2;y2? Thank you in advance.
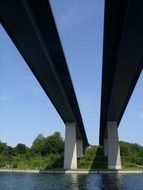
1;146;15;158
41;132;64;156
15;143;29;154
120;141;143;166
0;141;7;153
31;134;46;154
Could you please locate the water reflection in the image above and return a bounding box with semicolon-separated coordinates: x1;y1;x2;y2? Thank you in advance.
0;173;143;190
102;174;123;190
68;174;80;190
84;174;103;189
67;173;103;190
68;173;123;190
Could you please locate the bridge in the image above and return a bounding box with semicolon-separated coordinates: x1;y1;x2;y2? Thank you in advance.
0;0;89;169
1;0;143;170
100;0;143;169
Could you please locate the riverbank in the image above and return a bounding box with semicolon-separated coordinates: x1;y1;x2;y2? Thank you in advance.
0;139;143;171
0;169;143;174
1;136;143;170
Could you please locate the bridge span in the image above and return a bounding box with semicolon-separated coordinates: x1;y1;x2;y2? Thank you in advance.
0;0;89;169
100;0;143;169
1;0;143;170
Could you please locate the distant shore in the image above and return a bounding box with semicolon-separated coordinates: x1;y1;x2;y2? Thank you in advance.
0;169;143;174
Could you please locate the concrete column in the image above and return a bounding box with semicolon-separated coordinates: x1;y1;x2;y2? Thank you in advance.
104;138;108;157
77;139;83;158
107;121;121;169
64;122;77;169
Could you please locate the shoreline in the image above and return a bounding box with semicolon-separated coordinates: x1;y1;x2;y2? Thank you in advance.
0;169;143;174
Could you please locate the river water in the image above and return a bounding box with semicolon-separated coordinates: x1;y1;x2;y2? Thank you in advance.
0;173;143;190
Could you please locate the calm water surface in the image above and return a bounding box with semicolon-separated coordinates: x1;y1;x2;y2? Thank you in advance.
0;173;143;190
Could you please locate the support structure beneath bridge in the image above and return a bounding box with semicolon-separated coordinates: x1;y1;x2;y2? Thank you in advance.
77;139;83;158
104;121;121;170
104;138;108;157
64;123;83;169
64;122;77;169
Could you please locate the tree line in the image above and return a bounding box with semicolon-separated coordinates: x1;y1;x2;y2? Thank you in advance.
0;132;64;169
0;132;143;169
0;132;64;157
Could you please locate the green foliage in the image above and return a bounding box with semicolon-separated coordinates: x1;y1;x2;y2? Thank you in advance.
78;146;107;169
0;132;64;169
78;141;143;169
0;141;7;153
15;143;29;155
0;134;143;170
31;132;64;156
31;134;46;154
1;146;14;157
41;132;64;156
43;153;63;169
120;141;143;168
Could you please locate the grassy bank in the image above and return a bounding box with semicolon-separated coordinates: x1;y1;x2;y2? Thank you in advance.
0;132;143;170
0;154;63;170
78;142;143;170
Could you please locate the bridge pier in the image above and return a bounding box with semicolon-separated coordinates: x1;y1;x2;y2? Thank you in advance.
106;121;121;169
104;138;108;157
77;139;83;158
64;122;77;169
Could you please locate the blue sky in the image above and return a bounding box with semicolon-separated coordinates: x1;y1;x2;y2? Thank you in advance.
0;0;143;147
